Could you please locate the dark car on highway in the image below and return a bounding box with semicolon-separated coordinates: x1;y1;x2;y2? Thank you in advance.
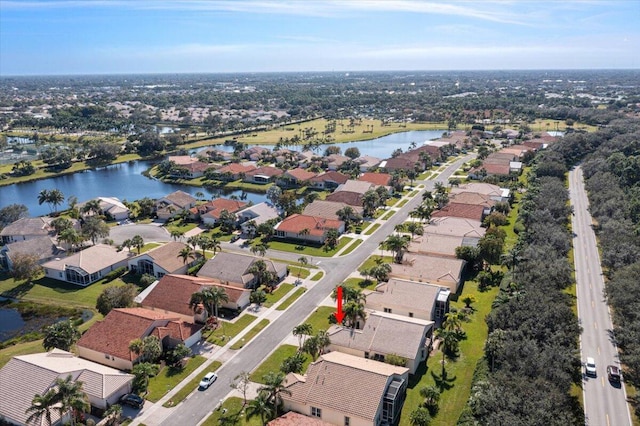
607;365;621;383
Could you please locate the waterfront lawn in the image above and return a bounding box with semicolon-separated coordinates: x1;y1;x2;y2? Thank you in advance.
201;397;261;426
363;223;380;235
146;355;207;402
263;284;293;308
262;237;352;257
0;339;45;368
163;361;222;408
398;281;498;426
276;288;306;311
0;273;130;309
230;319;269;350
299;306;335;332
206;314;257;346
249;344;311;384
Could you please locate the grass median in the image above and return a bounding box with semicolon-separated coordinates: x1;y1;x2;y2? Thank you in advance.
276;287;306;311
230;319;270;350
146;355;207;402
207;314;256;346
163;361;222;407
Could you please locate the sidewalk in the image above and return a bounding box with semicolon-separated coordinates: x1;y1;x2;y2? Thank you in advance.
131;272;319;426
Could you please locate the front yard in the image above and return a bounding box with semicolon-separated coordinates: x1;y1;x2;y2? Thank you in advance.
206;314;257;346
146;355;207;402
249;344;311;383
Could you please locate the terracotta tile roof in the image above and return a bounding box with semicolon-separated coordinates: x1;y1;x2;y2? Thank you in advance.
328;311;433;359
283;352;408;422
325;191;363;206
448;192;496;207
358;172;392;186
275;214;343;237
268;412;334;426
168;155;199;166
383;157;416;171
139;241;191;273
77;308;182;361
245;166;284;178
0;349;133;426
141;274;250;316
163;190;197;208
472;162;511;176
216;163;257;175
42;244;135;275
193;198;248;219
302;200;363;221
309;171;349;185
285;168;318;182
183;161;212;173
432;202;486;221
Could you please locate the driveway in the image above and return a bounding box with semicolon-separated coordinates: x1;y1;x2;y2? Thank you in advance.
109;224;171;245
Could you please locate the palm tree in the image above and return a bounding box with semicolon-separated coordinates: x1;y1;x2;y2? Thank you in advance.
189;292;206;313
170;229;185;241
443;312;462;332
343;301;366;329
209;237;221;256
251;243;269;257
258;371;291;417
315;329;331;356
246;391;273;426
406;221;424;239
129;338;144;359
49;189;65;214
292;323;313;349
82;199;102;217
104;404;123;426
178;246;195;265
25;389;59;426
201;286;229;319
131;362;159;394
131;234;144;254
54;375;90;426
297;256;308;279
38;189;53;213
383;234;411;264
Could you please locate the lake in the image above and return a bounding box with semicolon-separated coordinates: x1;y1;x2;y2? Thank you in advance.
0;307;25;342
0;130;445;217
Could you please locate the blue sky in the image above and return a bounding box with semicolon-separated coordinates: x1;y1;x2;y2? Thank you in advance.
1;0;638;75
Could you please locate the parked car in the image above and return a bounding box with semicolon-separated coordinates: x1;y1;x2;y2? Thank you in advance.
119;393;144;409
585;357;597;377
607;365;621;382
199;372;218;389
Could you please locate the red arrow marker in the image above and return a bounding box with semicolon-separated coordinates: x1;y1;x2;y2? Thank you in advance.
335;286;345;324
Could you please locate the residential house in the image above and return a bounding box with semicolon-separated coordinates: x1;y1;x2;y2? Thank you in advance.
448;192;496;210
450;183;510;202
327;311;434;375
128;242;195;279
243;166;284;184
358;172;392;187
302;200;363;221
0;236;65;271
389;253;465;293
364;278;450;321
237;202;281;236
199;147;234;162
379;157;415;174
242;146;270;161
0;217;54;244
42;244;135;286
324;191;364;207
156;190;198;220
432;202;486;222
137;274;251;319
77;197;130;221
424;216;486;239
409;232;480;259
197;252;287;289
211;163;257;181
278;168;318;188
166;156;212;179
190;198;248;226
355;155;381;172
77;307;202;370
308;171;349;190
0;349;134;426
334;180;376;195
282;351;409;426
274;214;345;245
326;154;350;171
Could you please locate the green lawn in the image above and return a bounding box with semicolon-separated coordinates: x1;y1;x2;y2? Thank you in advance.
358;255;393;273
165;221;199;234
230;319;270;350
276;288;306;311
418;172;431;180
201;397;262;426
408;190;419;197
263;284;294;308
309;271;324;281
163;361;222;407
399;281;499;426
386;198;399;207
249;344;312;384
146;356;207;402
342;277;377;291
363;223;381;235
299;306;335;332
380;210;396;220
0;339;46;368
340;239;362;255
139;243;162;253
397;199;409;208
207;315;257;346
0;273;131;309
264;237;352;257
286;266;310;279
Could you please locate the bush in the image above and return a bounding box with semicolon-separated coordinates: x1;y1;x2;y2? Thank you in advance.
104;267;126;282
138;273;157;288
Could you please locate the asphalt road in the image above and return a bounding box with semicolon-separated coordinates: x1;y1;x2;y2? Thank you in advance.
158;156;473;426
569;166;632;426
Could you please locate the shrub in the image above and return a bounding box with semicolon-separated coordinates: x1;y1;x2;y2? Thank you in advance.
104;267;126;282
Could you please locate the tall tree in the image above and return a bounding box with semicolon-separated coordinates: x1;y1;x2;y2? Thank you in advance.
201;286;229;319
81;216;110;245
246;391;273;426
258;372;291;417
54;375;90;426
383;234;411;264
292;323;313;349
25;389;59;426
230;371;252;407
43;320;81;351
131;234;144;254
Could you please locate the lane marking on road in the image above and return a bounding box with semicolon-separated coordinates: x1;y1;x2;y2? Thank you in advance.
602;376;605;387
592;300;595;308
598;346;601;355
594;322;598;330
606;413;610;426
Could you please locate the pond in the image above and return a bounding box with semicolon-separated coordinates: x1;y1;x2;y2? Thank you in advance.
0;307;26;342
0;130;445;217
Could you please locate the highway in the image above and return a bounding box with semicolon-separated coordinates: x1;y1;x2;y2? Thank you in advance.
569;166;632;426
157;156;473;426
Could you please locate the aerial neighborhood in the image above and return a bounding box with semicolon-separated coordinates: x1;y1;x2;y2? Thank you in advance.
0;69;637;426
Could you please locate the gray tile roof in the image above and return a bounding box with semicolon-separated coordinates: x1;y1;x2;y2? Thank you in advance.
365;278;445;315
197;252;287;286
42;244;135;274
2;236;65;263
0;217;52;237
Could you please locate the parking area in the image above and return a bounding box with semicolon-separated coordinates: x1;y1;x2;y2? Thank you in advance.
109;224;171;245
